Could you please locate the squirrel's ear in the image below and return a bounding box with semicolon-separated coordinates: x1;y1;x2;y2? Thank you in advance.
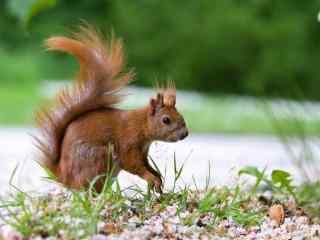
156;93;164;106
149;93;164;115
150;98;157;116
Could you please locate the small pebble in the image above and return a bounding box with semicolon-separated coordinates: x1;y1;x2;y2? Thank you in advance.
269;204;285;225
0;225;23;240
91;234;108;240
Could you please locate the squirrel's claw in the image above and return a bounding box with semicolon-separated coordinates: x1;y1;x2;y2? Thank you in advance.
150;176;163;194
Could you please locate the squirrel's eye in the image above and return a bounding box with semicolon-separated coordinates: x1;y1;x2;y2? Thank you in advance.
162;116;171;125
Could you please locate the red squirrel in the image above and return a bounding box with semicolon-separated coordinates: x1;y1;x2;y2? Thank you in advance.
35;26;188;193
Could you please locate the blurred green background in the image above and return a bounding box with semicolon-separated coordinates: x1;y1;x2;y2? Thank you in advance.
1;0;320;134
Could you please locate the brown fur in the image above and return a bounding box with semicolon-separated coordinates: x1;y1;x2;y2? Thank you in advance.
35;25;188;193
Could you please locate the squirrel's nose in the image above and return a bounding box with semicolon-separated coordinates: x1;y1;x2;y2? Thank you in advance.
184;130;189;138
179;130;188;140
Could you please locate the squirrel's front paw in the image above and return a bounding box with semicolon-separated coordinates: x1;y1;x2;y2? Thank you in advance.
150;176;163;194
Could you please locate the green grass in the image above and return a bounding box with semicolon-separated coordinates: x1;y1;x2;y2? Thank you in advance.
0;172;259;238
0;161;319;239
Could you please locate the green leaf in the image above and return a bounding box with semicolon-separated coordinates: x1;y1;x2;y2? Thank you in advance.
271;170;290;183
238;166;263;178
271;170;297;200
8;0;57;24
238;166;268;194
271;170;294;190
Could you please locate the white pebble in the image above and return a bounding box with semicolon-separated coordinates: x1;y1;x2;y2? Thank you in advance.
0;225;23;240
91;234;108;240
296;216;308;225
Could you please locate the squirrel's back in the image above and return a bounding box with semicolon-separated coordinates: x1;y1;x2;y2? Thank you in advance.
35;25;134;174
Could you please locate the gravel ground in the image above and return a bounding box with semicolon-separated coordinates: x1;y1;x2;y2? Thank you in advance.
0;187;319;240
97;213;320;240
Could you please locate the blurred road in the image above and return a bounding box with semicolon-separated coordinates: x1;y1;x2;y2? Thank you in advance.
0;127;317;195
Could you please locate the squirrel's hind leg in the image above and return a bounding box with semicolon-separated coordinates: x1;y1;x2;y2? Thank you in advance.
59;142;120;192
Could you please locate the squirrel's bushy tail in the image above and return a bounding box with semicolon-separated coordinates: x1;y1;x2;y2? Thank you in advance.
35;25;133;174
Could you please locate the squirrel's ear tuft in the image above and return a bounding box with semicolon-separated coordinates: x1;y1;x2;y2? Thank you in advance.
163;80;176;107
